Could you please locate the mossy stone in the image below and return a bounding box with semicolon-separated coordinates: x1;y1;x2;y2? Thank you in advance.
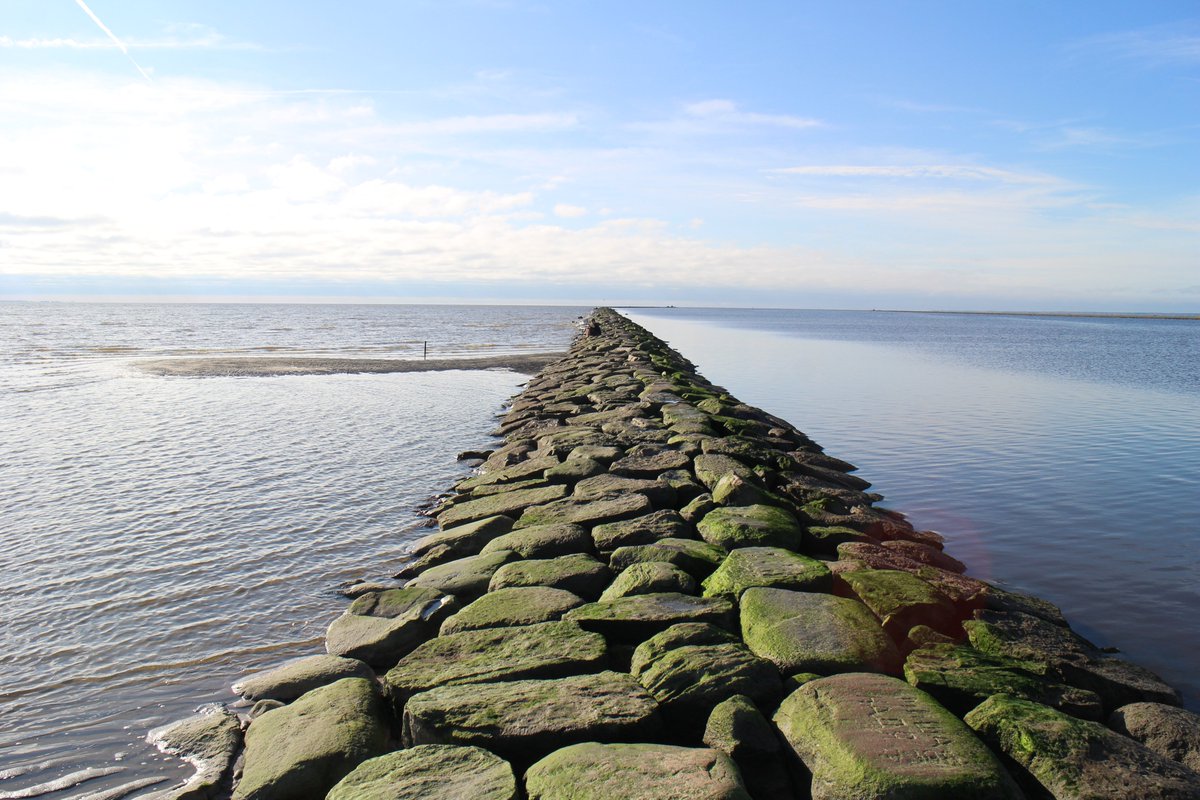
436;485;568;529
740;588;900;675
524;743;751;800
806;525;878;555
701;546;832;599
965;694;1200;799
488;553;612;599
232;655;375;703
680;493;718;524
838;569;959;638
564;592;736;642
383;620;607;704
544;457;606;483
904;643;1103;718
439;587;585;635
457;456;561;491
517;492;653;529
234;678;388;800
402;672;662;763
326;745;517;800
608;538;726;579
775;673;1023;800
703;694;780;760
480;523;592;559
326;589;460;668
693;455;756;490
591;510;690;551
404;550;517;599
697;504;804;551
600;562;695;601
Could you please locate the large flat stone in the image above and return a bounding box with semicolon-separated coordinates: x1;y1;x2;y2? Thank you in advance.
232;655;374;703
525;743;750;800
565;592;736;641
697;504;805;551
966;694;1200;799
325;587;459;668
399;515;515;576
439;587;585;634
404;551;517;599
479;523;592;559
488;553;613;599
517;492;653;529
458;456;561;491
591;509;689;551
402;672;662;762
436;485;568;529
740;588;900;675
326;745;517;800
1109;702;1200;773
234;678;388;800
609;537;726;579
838;569;959;638
383;620;607;704
702;546;832;599
600;562;695;601
775;673;1023;800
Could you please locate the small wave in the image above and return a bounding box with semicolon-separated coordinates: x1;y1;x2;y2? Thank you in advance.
0;769;122;800
64;777;167;800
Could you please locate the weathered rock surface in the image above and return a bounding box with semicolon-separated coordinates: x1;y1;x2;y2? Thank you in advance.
234;678;388;800
404;550;516;599
325;587;459;667
776;673;1024;800
232;654;374;703
524;742;751;800
966;694;1200;799
565;592;736;641
326;745;518;800
488;553;613;598
608;537;726;578
402;672;662;761
517;491;653;528
436;484;568;528
591;509;689;551
740;587;900;675
479;523;592;558
697;504;805;551
703;694;780;760
1109;702;1200;772
599;561;696;601
147;706;242;800
904;643;1103;719
630;623;781;720
383;620;607;702
439;586;585;634
838;568;959;638
702;546;832;599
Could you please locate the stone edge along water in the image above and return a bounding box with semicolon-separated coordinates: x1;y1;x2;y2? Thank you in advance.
149;308;1200;800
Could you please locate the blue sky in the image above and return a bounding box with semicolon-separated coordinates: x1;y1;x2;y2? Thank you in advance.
1;1;1197;309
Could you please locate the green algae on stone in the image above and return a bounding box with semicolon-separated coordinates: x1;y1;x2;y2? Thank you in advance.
701;546;832;599
480;523;592;559
608;449;692;476
703;694;780;760
457;456;561;491
402;672;662;761
693;454;756;490
740;588;900;675
524;742;751;800
383;620;607;704
904;643;1103;719
837;569;959;638
697;504;805;551
805;525;879;555
591;509;689;551
488;553;612;599
438;586;585;635
630;625;781;719
543;457;606;483
599;561;695;601
571;473;677;507
232;654;375;703
469;477;551;497
326;745;517;800
1109;702;1200;773
775;673;1023;800
436;485;568;529
608;538;726;579
234;678;387;800
680;492;718;524
965;694;1200;799
404;550;517;599
516;491;653;529
710;473;790;509
398;515;515;577
147;707;242;800
564;592;736;641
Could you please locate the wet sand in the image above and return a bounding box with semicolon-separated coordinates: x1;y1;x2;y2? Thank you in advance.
136;353;566;377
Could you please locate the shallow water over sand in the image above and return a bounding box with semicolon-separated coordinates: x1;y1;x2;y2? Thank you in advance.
0;303;583;795
626;308;1200;709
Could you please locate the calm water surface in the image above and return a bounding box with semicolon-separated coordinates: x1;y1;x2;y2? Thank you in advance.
626;308;1200;709
0;303;583;794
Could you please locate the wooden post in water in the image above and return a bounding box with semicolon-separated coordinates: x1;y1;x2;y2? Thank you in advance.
424;341;427;360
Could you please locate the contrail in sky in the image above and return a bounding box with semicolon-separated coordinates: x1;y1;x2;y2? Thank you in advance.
73;0;153;81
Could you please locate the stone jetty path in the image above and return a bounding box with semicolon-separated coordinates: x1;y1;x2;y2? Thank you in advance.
151;308;1200;800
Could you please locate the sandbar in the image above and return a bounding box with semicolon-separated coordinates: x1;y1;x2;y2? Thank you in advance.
136;352;565;377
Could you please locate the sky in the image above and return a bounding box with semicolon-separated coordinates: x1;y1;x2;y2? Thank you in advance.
0;1;1197;310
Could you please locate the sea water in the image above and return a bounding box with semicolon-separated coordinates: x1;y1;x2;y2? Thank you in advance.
625;307;1200;710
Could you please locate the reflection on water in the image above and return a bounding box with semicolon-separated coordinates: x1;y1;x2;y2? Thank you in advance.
0;303;583;795
627;309;1200;709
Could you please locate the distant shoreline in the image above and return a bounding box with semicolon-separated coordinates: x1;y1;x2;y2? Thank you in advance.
136;352;565;377
876;309;1200;321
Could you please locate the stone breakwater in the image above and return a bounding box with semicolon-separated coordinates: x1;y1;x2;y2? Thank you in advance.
150;308;1200;800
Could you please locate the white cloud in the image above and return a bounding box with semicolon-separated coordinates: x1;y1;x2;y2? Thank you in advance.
683;99;822;129
1072;24;1200;67
770;164;1061;185
553;203;587;218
